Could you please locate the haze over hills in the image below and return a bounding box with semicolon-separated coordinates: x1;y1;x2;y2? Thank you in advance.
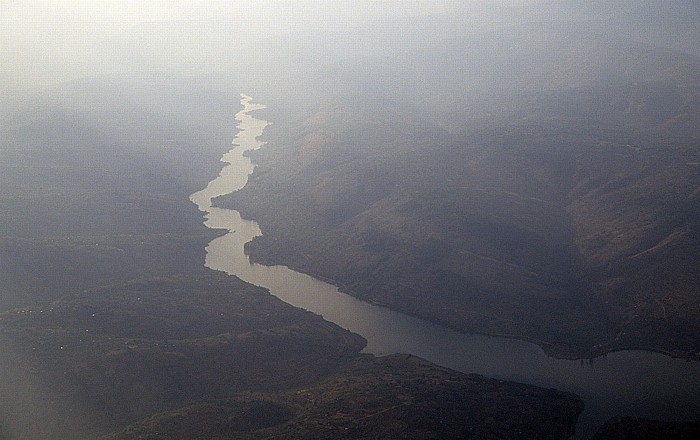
1;1;700;438
0;75;589;439
218;8;700;359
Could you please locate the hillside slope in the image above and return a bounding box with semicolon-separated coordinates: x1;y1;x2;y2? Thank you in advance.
220;34;700;359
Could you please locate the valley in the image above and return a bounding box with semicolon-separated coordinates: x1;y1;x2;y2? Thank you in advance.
2;2;700;438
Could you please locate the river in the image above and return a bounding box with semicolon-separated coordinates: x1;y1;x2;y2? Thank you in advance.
190;94;700;439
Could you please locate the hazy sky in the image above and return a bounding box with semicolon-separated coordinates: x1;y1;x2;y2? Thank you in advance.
2;1;697;91
0;0;469;88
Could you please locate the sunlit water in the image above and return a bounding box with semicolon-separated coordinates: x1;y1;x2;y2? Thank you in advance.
190;94;700;439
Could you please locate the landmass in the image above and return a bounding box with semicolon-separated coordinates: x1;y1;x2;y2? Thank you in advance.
4;3;700;439
0;77;583;439
219;30;700;361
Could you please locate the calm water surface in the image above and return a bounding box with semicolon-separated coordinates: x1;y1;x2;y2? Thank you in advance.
190;95;700;439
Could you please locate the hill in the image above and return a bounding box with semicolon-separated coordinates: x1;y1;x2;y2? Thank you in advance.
219;30;700;359
0;78;583;438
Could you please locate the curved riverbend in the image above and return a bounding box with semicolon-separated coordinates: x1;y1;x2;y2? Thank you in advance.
190;95;700;439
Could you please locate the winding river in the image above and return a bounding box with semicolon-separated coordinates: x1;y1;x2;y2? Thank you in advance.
190;95;700;439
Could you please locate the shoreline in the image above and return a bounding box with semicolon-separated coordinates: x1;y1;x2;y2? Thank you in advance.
195;94;700;440
230;213;700;363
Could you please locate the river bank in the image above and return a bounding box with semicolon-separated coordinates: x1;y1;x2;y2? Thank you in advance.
194;94;700;439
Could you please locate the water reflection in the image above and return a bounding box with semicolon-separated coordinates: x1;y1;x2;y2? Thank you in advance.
190;95;700;439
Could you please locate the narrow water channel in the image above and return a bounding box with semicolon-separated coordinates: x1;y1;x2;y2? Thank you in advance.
190;94;700;439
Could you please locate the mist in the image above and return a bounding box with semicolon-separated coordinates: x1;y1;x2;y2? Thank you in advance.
2;1;700;439
3;1;697;92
